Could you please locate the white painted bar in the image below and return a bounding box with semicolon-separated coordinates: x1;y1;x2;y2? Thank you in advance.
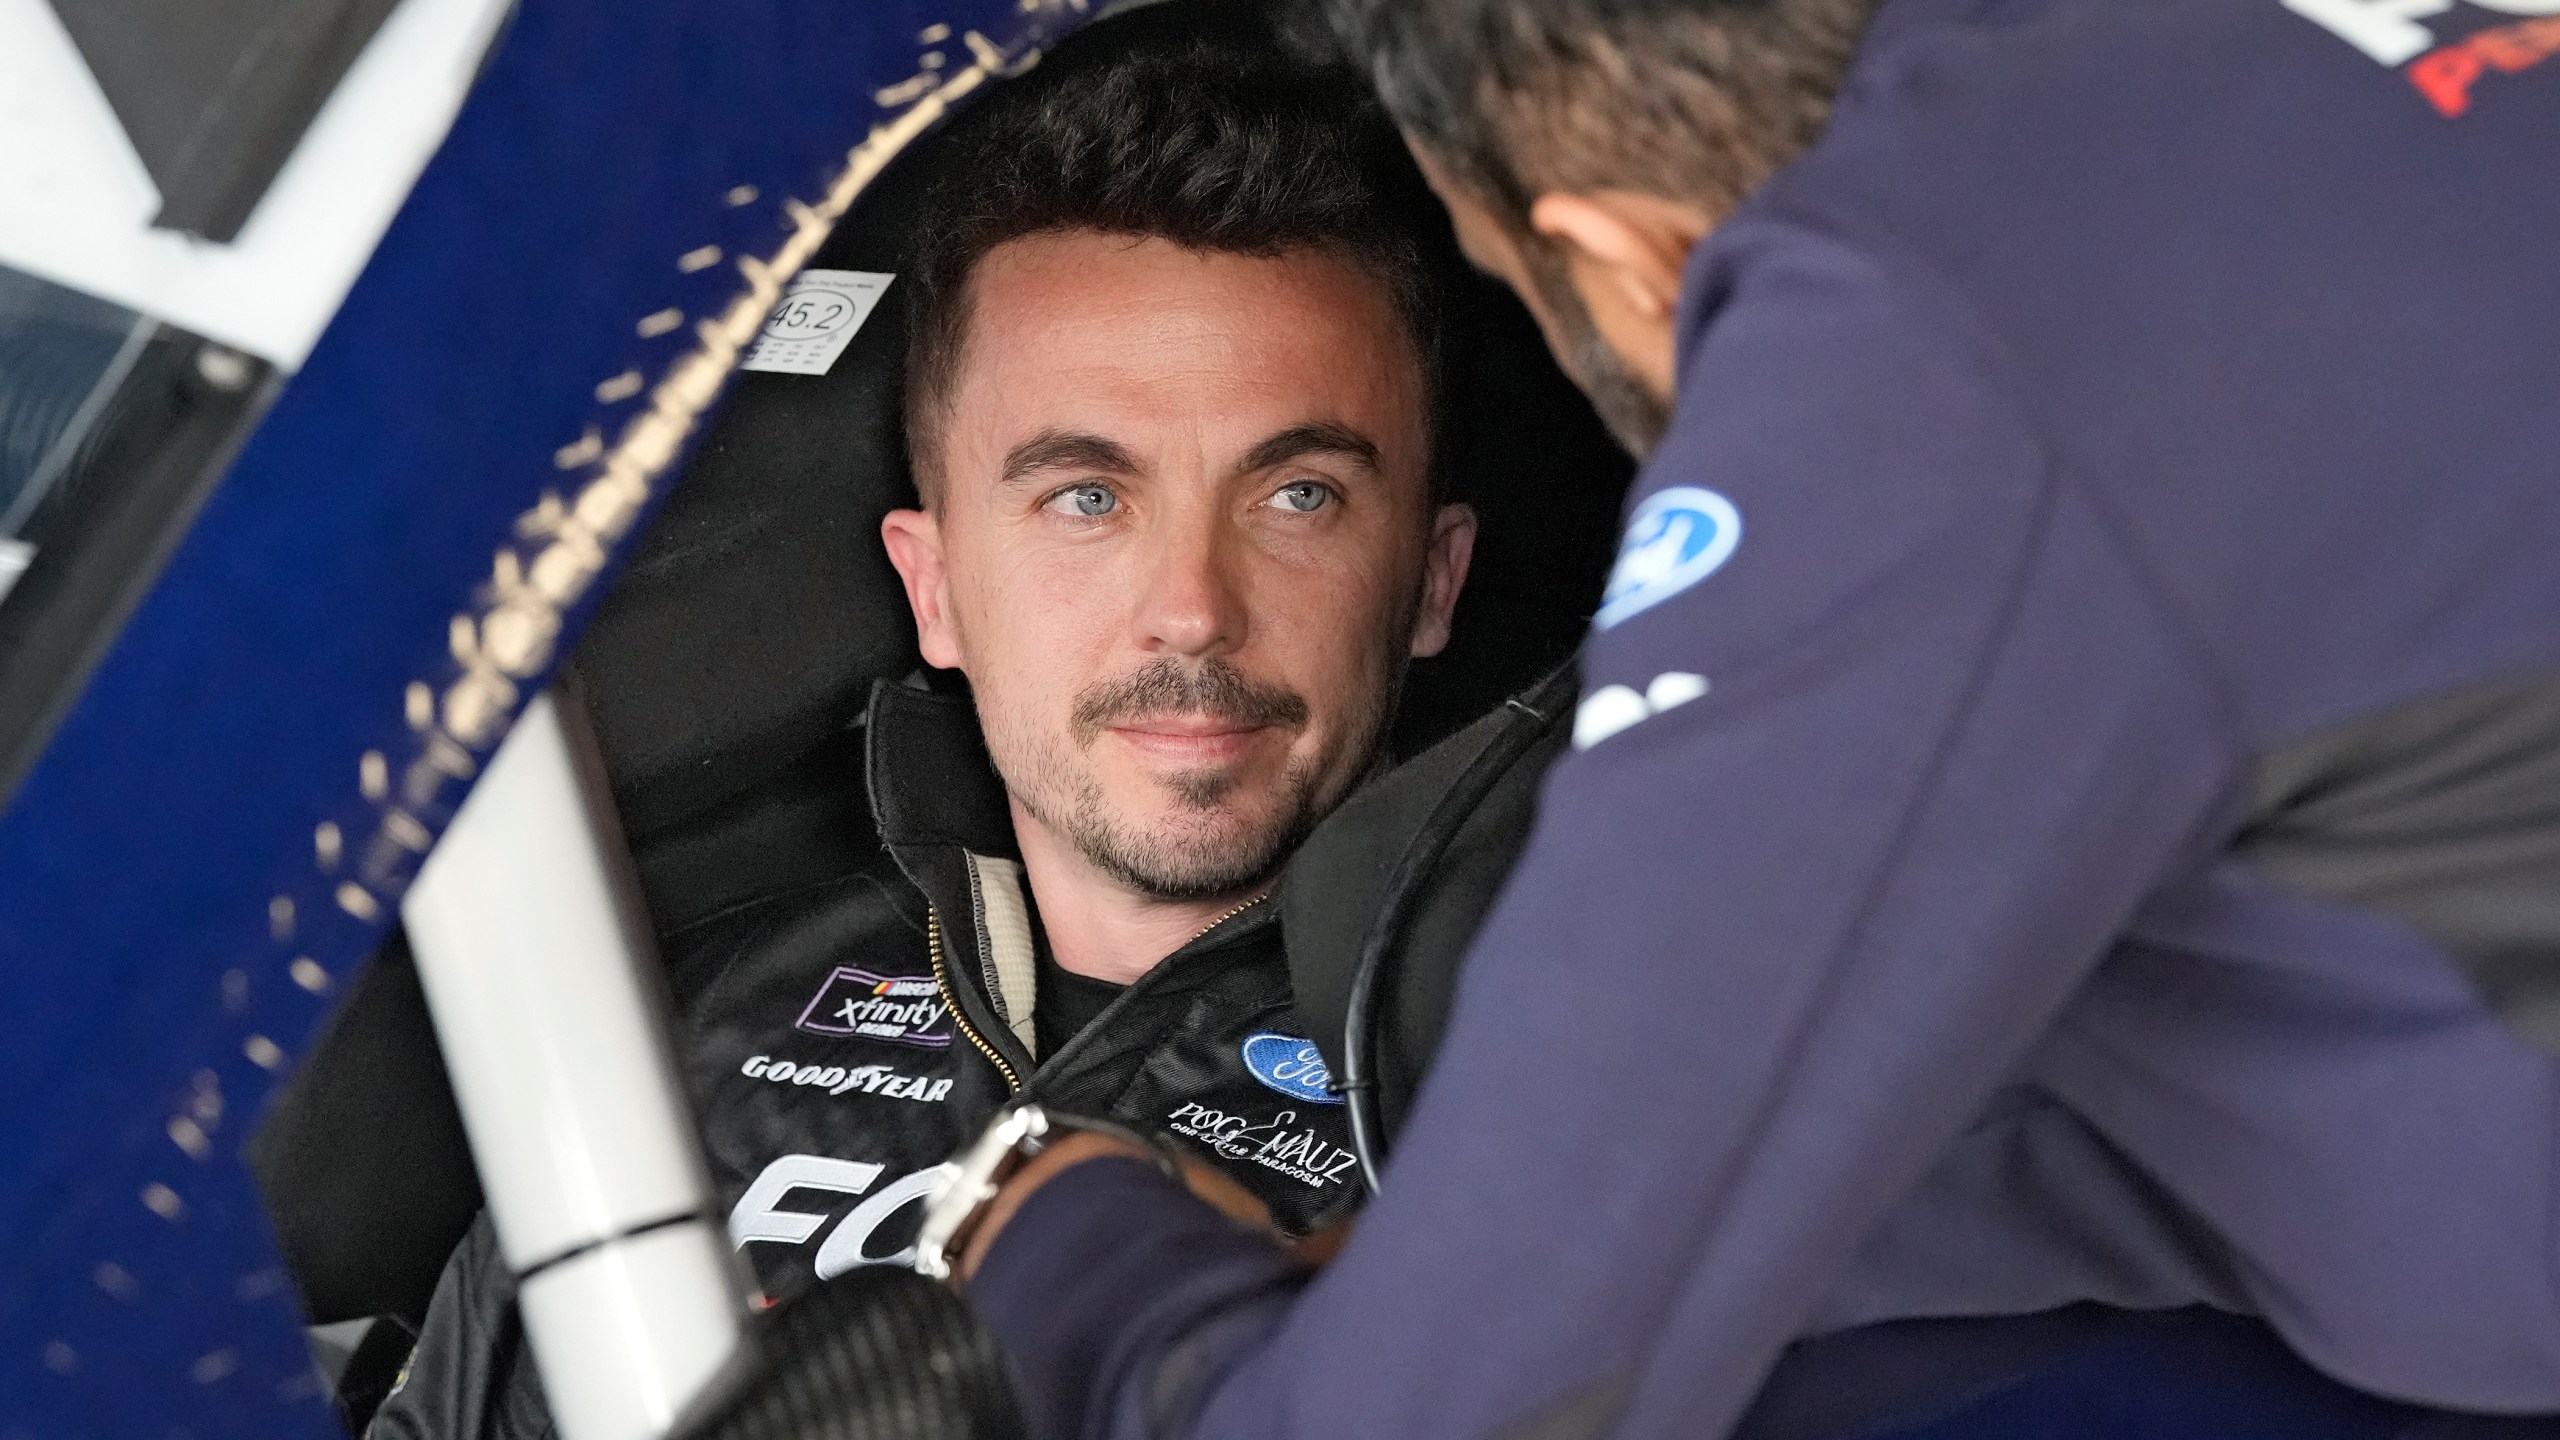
517;1223;750;1440
405;692;747;1440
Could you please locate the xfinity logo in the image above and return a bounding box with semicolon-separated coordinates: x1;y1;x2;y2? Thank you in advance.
729;1154;959;1278
794;967;952;1049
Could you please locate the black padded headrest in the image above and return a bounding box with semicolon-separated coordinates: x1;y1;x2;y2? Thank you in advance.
574;147;932;849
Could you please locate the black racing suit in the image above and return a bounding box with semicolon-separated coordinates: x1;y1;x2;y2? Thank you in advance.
371;683;1359;1439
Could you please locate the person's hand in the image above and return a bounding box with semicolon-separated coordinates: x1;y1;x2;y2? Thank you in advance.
956;1132;1297;1282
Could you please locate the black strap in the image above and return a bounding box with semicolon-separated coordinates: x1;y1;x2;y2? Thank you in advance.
1337;663;1576;1191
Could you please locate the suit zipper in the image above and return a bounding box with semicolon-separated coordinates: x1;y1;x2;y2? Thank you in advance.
1186;893;1267;944
928;892;1269;1098
928;907;1021;1093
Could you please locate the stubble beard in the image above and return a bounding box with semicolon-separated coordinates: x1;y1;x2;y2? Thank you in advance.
1527;240;1670;460
987;655;1395;902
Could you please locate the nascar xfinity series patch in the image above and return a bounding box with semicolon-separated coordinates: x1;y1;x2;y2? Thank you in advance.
795;967;953;1049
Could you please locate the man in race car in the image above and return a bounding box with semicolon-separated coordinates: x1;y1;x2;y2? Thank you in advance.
369;29;1473;1438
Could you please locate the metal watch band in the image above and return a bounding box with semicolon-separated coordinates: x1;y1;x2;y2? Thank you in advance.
914;1103;1183;1282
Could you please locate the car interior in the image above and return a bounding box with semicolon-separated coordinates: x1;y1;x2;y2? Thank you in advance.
243;1;1637;1426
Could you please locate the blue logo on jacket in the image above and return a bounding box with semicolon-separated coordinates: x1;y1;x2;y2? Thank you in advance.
1241;1032;1343;1106
1595;486;1742;629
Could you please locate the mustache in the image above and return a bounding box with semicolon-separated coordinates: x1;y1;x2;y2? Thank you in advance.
1070;658;1309;743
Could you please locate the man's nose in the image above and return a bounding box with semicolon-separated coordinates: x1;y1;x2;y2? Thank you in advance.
1131;508;1246;659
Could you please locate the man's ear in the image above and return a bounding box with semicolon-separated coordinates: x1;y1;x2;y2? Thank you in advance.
1526;191;1703;325
1409;502;1478;659
880;508;964;670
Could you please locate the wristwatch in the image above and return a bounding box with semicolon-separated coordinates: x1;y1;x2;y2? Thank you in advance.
914;1102;1181;1281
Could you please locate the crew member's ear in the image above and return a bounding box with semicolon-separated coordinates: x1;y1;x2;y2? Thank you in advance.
1526;191;1710;397
880;507;965;671
1409;502;1478;659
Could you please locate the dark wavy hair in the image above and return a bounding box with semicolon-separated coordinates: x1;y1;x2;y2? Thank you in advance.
1327;0;1879;230
903;12;1442;499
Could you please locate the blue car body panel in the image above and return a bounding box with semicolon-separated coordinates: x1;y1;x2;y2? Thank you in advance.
0;1;1090;1430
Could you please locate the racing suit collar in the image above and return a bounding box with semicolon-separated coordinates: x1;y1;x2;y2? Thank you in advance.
858;679;1286;1078
857;678;1283;969
862;679;1018;858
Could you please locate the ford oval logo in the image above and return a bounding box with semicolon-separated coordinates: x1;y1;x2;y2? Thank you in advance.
1595;486;1742;630
1240;1032;1342;1106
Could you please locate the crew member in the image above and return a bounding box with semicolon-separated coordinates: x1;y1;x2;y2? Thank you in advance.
371;27;1472;1437
957;1;2560;1435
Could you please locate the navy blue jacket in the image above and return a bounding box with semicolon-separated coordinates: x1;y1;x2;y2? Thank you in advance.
970;1;2560;1434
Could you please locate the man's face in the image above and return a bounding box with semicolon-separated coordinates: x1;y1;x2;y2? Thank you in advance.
1408;143;1672;458
883;232;1473;901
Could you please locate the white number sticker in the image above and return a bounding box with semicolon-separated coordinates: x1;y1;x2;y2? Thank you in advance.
741;269;893;376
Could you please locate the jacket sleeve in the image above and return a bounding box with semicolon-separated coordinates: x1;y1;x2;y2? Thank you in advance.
367;1212;556;1440
967;224;2242;1440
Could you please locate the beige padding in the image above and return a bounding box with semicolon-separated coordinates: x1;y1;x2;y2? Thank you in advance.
966;851;1039;1058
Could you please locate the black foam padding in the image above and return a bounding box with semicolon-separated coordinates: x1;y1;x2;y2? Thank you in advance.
574;137;935;851
49;0;405;241
674;1266;1029;1440
248;928;483;1327
632;720;879;942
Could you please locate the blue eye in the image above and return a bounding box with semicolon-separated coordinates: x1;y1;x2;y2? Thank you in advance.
1268;480;1332;514
1046;484;1117;517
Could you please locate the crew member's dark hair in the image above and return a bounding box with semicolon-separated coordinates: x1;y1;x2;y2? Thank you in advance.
1327;0;1879;230
904;16;1442;499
